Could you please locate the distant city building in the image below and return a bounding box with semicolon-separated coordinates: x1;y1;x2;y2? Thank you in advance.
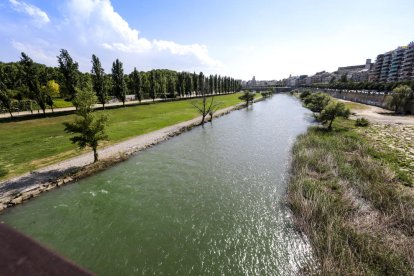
399;42;414;81
282;40;414;86
370;41;414;82
337;59;373;82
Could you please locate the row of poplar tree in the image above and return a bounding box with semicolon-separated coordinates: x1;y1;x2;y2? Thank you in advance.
0;49;242;116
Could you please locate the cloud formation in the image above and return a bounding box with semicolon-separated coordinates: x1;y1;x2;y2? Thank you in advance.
4;0;222;74
9;0;50;25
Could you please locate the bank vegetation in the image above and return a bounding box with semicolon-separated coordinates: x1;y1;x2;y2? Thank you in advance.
289;91;414;275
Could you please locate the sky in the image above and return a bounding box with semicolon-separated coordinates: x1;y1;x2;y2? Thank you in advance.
0;0;413;80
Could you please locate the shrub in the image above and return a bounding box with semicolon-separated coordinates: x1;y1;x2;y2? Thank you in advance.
355;117;369;127
299;90;311;100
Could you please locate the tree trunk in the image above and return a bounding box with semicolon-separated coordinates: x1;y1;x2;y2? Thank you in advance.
9;110;13;118
103;103;105;110
328;118;334;130
201;114;205;126
93;147;98;163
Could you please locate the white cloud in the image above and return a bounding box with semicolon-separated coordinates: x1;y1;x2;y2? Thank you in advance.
4;0;223;74
9;0;50;25
62;0;222;71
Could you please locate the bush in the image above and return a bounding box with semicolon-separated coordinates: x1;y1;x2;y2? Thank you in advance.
299;90;311;100
355;117;369;127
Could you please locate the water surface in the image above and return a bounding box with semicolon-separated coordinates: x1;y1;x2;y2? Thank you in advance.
1;94;313;275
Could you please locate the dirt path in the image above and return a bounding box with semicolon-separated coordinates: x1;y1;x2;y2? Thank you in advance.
0;102;247;211
338;99;414;125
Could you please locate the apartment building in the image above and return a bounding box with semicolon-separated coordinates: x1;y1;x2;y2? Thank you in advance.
371;41;414;82
399;42;414;81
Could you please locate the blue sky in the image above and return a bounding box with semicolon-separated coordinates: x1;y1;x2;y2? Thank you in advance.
0;0;413;80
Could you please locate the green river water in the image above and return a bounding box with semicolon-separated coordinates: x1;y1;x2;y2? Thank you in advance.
1;94;314;275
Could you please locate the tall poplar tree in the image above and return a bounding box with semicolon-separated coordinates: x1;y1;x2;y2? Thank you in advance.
91;54;107;109
130;68;142;102
57;49;79;100
111;59;126;106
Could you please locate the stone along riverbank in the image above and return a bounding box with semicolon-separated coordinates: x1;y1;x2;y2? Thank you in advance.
0;94;315;275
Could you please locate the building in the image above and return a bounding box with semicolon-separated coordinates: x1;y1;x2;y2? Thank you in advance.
369;54;384;82
336;59;373;82
379;52;392;82
387;47;406;82
370;41;414;82
399;42;414;81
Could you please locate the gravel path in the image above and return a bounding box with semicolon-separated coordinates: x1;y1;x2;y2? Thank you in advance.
0;103;244;210
339;99;414;125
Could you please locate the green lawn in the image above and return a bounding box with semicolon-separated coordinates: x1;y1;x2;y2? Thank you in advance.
53;98;74;108
0;93;244;181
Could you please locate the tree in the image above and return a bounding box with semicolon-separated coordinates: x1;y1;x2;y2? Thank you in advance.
149;70;157;102
318;101;350;130
190;94;221;126
63;89;108;163
40;80;60;112
111;59;126;106
57;49;79;100
0;81;14;117
303;92;331;113
130;68;142;102
91;54;107;109
167;76;176;98
239;91;255;106
20;52;48;115
388;85;412;114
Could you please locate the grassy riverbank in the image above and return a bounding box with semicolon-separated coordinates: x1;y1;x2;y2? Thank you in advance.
0;93;244;181
288;118;414;274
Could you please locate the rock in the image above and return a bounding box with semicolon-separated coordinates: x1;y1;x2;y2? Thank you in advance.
10;196;23;205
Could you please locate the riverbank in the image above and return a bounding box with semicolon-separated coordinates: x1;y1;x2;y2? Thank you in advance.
0;97;264;212
288;117;414;274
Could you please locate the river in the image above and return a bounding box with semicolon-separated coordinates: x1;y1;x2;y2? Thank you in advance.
1;94;313;275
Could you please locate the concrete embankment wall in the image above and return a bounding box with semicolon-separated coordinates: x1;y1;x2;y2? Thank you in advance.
299;88;414;114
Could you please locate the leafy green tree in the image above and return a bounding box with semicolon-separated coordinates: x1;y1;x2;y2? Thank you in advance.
185;73;193;96
63;88;108;163
57;49;79;100
0;81;14;117
111;59;126;106
91;54;107;109
318;101;350;130
130;68;142;102
192;72;198;95
40;80;60;112
198;72;204;95
20;52;49;115
389;85;412;114
149;71;157;102
167;76;176;98
239;91;255;106
303;92;331;113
